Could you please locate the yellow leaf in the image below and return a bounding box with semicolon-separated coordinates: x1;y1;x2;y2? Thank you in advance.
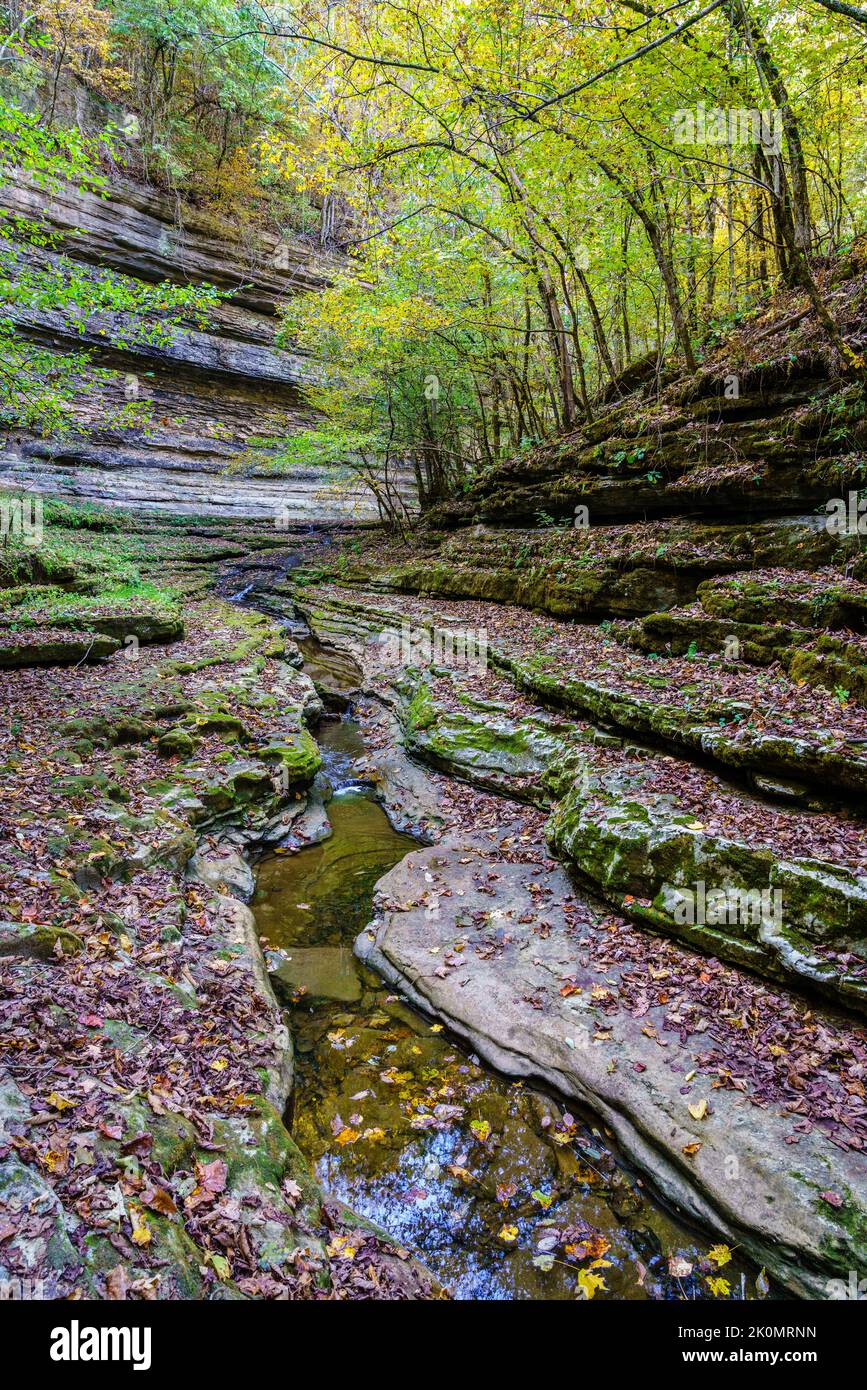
576;1269;607;1300
210;1058;228;1072
497;1224;518;1243
205;1252;231;1281
327;1236;356;1260
708;1243;732;1268
335;1127;359;1146
706;1276;731;1297
46;1091;76;1112
130;1208;151;1247
688;1098;708;1121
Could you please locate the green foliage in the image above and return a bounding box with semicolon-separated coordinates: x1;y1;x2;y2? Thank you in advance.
4;0;867;508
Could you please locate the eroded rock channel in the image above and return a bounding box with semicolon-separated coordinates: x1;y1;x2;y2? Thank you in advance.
237;570;772;1301
221;536;867;1302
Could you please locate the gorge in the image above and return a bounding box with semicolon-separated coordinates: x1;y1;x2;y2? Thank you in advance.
1;0;866;1321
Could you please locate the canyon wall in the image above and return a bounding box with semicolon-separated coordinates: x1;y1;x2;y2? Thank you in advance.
0;175;408;523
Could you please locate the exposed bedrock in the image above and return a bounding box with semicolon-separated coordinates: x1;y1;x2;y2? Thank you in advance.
312;513;864;622
358;838;867;1300
288;587;867;1013
0;176;413;522
418;263;867;530
429;370;867;527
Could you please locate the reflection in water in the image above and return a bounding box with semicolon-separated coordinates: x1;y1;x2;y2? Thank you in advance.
252;768;762;1301
296;634;362;701
253;791;416;950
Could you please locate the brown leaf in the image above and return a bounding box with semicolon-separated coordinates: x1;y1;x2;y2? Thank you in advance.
105;1266;129;1300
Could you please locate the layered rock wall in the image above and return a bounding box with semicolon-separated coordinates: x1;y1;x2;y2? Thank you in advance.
0;175;411;523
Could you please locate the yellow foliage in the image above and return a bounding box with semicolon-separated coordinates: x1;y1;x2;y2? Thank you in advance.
34;0;128;97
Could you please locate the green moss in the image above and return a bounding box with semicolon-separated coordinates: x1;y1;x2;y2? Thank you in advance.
404;679;437;732
0;920;83;959
257;730;321;784
158;727;196;757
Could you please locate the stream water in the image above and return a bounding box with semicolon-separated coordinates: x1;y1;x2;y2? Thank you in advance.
253;714;761;1301
223;560;762;1300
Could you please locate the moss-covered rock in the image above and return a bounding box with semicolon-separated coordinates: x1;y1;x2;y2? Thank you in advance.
0;629;120;667
698;573;867;630
392;671;867;1010
549;773;867;1013
158;727;197;757
500;651;867;798
0;920;83;959
256;730;321;784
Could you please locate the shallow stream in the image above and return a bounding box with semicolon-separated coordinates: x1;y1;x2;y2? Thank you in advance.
252;712;762;1301
222;559;764;1299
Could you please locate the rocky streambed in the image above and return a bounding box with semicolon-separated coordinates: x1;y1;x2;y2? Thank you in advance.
250;687;767;1300
213;568;772;1301
1;510;862;1303
239;558;867;1302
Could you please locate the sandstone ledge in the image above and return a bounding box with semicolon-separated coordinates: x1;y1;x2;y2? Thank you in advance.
358;836;867;1299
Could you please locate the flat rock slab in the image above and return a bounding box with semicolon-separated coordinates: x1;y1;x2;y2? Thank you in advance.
357;834;867;1298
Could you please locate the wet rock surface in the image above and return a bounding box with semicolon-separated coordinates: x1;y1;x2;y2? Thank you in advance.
359;835;867;1299
271;553;867;1301
251;712;764;1299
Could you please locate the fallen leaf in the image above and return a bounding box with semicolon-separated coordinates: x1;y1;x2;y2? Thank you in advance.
576;1269;607;1299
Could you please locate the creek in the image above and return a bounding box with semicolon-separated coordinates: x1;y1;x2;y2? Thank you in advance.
251;669;758;1298
221;556;760;1299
